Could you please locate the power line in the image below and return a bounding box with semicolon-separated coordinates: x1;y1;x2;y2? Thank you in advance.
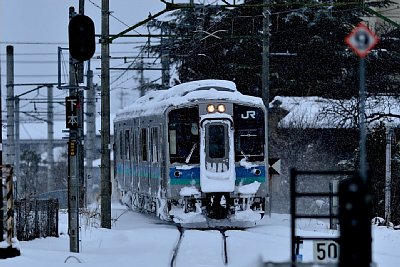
0;41;69;45
0;73;100;78
0;41;152;45
0;50;158;56
88;0;142;35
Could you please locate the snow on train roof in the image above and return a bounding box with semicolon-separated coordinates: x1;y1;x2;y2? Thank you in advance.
115;80;264;121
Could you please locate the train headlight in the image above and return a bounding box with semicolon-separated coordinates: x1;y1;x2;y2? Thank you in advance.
207;104;215;113
217;104;225;113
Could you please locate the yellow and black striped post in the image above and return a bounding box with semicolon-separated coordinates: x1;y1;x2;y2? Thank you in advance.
4;165;13;245
0;164;19;259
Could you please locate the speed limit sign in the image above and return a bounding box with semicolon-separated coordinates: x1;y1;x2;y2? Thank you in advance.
345;23;379;58
313;240;339;263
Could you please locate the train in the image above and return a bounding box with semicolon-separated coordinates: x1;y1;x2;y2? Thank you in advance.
113;79;268;228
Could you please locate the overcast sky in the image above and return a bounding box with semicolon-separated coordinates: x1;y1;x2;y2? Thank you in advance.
0;0;168;115
0;1;232;119
0;0;164;84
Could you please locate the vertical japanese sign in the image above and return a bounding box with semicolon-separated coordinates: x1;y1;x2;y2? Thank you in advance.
66;96;79;130
68;140;77;156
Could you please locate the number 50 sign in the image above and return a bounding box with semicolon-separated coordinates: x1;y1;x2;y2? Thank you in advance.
313;240;339;263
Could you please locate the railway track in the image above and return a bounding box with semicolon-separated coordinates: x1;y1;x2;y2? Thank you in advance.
170;226;185;267
170;227;231;267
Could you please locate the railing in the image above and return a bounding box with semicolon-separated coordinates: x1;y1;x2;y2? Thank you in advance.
290;169;356;266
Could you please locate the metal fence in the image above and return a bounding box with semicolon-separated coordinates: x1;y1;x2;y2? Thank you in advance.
14;198;59;241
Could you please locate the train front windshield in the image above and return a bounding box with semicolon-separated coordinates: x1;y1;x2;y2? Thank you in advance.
233;105;265;162
167;104;265;164
168;107;200;164
208;125;226;159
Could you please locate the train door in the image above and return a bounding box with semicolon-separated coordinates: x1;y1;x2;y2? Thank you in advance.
200;119;235;193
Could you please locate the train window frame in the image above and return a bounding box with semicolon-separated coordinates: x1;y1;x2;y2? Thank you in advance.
125;129;130;160
151;127;159;163
140;128;148;162
233;104;265;162
236;129;264;162
168;106;200;164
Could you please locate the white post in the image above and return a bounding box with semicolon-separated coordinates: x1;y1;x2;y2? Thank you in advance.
384;124;392;226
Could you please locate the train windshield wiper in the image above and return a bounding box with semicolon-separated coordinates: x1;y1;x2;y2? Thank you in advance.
241;150;250;161
185;143;197;164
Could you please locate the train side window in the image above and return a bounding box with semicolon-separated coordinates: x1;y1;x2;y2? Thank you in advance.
169;130;177;155
151;127;159;163
140;128;148;162
131;129;136;162
125;130;130;160
119;131;124;160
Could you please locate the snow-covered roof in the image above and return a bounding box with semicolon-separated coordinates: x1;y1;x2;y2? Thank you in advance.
114;80;264;121
271;96;400;129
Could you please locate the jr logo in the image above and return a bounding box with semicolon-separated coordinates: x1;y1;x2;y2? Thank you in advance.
241;110;256;119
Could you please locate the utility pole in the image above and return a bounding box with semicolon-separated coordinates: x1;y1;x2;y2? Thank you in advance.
139;58;145;97
6;46;15;194
14;96;20;195
68;6;80;253
85;62;95;205
262;0;270;215
160;23;170;89
47;85;54;192
67;0;95;250
101;0;112;229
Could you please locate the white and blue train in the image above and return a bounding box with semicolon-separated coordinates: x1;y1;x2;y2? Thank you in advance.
114;80;268;228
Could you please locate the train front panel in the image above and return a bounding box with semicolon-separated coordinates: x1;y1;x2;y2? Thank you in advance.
166;101;267;226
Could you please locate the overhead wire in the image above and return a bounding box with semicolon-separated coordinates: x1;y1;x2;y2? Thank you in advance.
109;40;152;88
88;0;142;35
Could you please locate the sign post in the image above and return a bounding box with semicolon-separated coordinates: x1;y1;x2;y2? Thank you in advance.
345;22;379;183
343;23;378;267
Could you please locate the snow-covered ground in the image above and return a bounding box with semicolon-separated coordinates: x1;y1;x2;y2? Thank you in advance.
2;203;400;266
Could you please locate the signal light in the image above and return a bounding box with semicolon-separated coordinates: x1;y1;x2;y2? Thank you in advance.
68;14;95;62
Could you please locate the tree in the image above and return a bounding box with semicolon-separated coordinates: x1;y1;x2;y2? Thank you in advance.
20;150;43;198
146;0;395;99
52;147;68;191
